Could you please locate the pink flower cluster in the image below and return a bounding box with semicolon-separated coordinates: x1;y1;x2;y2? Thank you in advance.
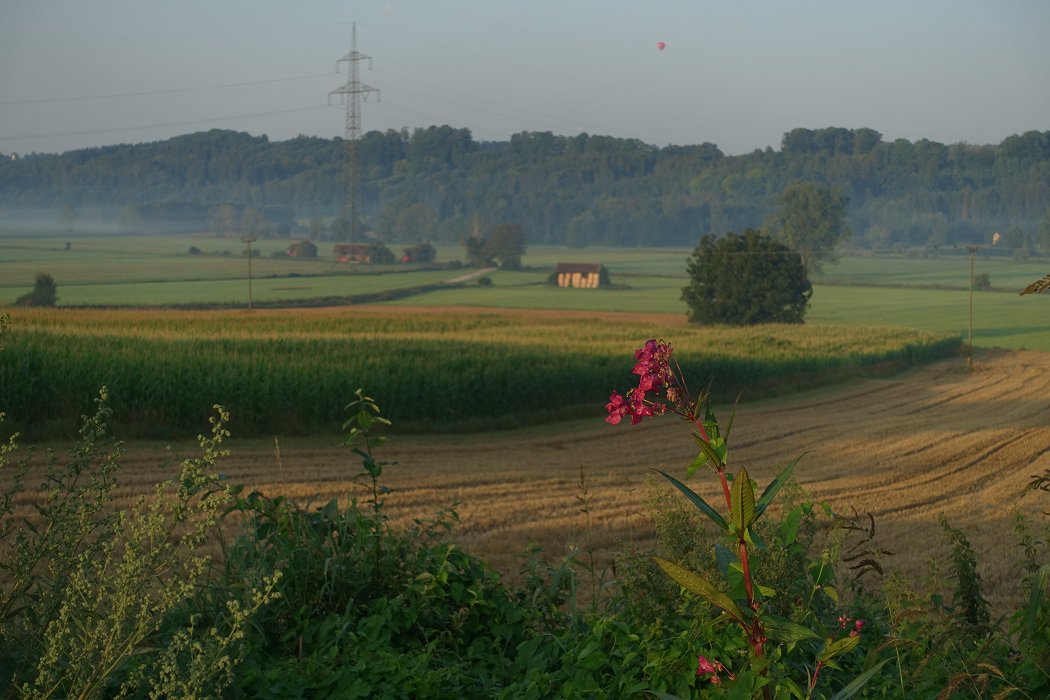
696;655;729;684
837;616;866;637
605;339;676;425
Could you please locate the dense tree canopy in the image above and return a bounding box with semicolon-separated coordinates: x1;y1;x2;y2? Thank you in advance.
14;273;58;307
766;182;851;272
681;230;811;325
3;126;1050;251
464;223;527;269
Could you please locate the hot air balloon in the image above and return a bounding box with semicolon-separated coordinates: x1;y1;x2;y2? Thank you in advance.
657;41;666;51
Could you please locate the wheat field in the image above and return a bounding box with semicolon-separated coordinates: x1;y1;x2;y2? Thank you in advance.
30;346;1037;618
6;344;1041;617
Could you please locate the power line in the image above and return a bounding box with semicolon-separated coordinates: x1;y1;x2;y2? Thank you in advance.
0;73;334;107
0;105;328;142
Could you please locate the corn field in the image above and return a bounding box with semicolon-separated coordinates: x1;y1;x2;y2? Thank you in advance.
0;307;960;439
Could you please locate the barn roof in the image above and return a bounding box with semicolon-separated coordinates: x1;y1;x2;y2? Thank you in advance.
554;262;602;274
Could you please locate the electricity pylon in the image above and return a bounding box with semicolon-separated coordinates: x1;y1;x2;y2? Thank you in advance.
329;23;379;247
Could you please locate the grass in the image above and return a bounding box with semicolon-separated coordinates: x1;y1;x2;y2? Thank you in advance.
3;233;1047;348
0;306;957;440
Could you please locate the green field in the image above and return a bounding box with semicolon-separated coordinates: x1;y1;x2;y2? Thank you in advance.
0;306;957;440
2;233;1048;350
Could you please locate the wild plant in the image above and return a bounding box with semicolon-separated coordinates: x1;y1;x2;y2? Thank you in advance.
606;339;888;698
0;387;274;698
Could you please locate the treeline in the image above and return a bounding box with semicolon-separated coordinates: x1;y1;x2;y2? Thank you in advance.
3;126;1050;250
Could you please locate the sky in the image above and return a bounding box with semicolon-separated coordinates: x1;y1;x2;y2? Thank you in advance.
1;0;1048;157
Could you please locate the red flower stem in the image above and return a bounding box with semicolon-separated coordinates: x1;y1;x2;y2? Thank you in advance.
740;539;755;608
717;470;732;513
810;660;825;694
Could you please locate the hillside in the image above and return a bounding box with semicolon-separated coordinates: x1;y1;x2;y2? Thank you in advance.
2;126;1049;250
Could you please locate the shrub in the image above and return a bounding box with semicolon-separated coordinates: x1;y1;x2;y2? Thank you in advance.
13;273;57;307
0;392;276;697
682;230;812;325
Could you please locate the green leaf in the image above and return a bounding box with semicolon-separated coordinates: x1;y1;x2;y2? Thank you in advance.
730;466;756;534
818;633;860;663
781;505;804;546
755;453;806;519
714;542;735;577
763;617;820;643
1025;563;1050;638
722;392;742;442
691;433;726;474
828;659;891;700
653;556;745;624
744;525;768;551
651;469;728;531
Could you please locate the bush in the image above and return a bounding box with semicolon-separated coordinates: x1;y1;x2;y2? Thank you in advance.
682;230;812;324
13;273;57;307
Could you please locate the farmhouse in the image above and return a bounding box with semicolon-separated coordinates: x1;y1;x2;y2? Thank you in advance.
333;243;372;264
286;240;317;258
554;262;605;289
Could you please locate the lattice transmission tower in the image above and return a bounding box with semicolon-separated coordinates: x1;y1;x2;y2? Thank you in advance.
329;23;379;246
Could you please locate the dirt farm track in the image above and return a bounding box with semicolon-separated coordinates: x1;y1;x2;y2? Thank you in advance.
91;349;1050;612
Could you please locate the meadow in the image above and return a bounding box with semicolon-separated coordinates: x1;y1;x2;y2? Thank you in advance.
2;233;1048;348
2;234;1049;696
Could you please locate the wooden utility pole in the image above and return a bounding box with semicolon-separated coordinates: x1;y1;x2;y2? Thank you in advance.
966;245;979;368
242;235;258;310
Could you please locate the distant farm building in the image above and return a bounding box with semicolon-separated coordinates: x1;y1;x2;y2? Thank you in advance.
554;263;606;289
286;240;317;258
333;243;372;264
401;242;437;264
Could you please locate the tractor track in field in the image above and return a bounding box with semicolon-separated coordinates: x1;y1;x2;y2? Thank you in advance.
24;347;1050;613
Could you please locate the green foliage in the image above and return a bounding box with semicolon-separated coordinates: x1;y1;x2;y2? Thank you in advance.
464;223;528;268
0;325;1047;696
682;230;812;325
0;392;274;697
13;273;57;307
365;241;396;265
973;272;991;290
6;126;1050;248
939;515;991;634
768;181;851;273
2;311;957;440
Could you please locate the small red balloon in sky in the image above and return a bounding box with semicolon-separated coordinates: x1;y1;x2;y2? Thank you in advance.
657;41;666;51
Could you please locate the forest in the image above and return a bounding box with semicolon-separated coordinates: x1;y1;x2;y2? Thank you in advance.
2;125;1050;251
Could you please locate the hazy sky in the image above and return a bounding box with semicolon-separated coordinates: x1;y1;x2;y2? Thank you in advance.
2;1;1048;156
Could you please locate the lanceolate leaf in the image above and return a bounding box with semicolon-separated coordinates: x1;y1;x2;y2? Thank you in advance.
652;469;728;531
818;633;860;663
763;616;820;643
730;466;756;534
1025;563;1050;637
828;659;891;700
653;556;745;624
723;391;742;443
689;435;725;476
755;453;807;519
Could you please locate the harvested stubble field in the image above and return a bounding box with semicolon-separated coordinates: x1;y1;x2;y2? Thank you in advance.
52;346;1047;617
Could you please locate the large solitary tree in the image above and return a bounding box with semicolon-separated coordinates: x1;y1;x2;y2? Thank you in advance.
464;223;528;269
681;230;811;325
766;181;850;273
14;273;58;307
